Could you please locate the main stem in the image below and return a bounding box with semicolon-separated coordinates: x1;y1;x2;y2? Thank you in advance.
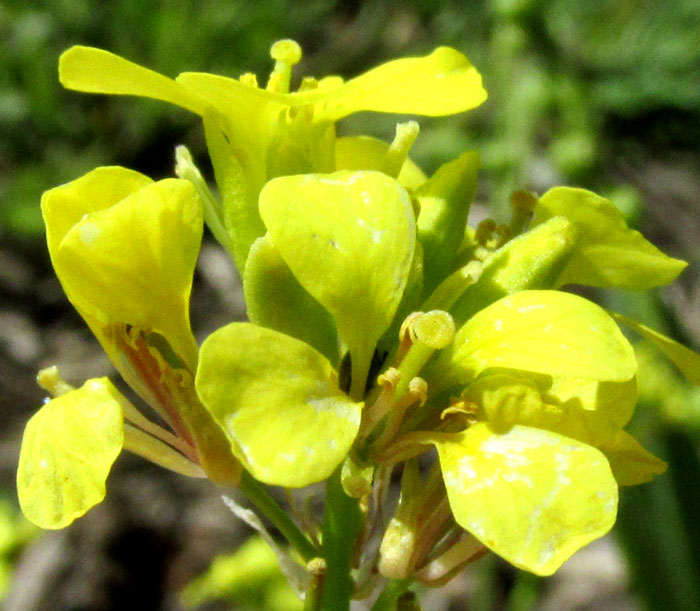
320;467;363;610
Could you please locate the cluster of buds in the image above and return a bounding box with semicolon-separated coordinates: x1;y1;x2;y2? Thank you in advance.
16;39;700;606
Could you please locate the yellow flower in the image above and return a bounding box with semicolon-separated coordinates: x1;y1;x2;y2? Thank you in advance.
58;40;486;269
17;167;240;529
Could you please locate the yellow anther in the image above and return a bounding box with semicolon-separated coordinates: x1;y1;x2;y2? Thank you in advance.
298;76;319;92
239;72;259;88
475;218;497;246
377;366;402;389
407;377;428;407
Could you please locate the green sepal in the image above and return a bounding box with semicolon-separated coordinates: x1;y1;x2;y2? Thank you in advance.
598;429;667;486
428;290;636;391
436;423;617;575
448;216;576;326
416;151;479;295
195;323;363;487
202;109;265;272
17;378;125;529
244;235;339;366
259;171;416;398
611;311;700;385
533;187;687;290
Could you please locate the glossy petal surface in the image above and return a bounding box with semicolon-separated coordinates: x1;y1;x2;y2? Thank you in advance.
44;172;203;368
259;171;415;393
196;323;363;487
436;423;617;575
297;46;487;119
432;290;636;391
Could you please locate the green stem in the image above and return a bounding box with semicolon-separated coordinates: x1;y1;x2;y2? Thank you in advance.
238;471;318;562
371;579;412;611
320;468;363;610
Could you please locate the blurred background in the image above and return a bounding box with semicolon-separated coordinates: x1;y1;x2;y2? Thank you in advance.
1;0;699;609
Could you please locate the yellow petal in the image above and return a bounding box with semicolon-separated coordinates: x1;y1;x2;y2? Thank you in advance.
59;46;207;115
431;290;637;391
46;174;202;368
436;423;617;575
297;47;487;120
42;166;153;261
17;378;125;529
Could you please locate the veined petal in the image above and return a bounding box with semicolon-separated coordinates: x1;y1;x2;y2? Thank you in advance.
533;187;687;289
430;290;636;391
296;47;487;120
436;423;617;575
59;46;208;115
17;378;124;529
47;175;203;369
195;323;363;487
259;171;416;398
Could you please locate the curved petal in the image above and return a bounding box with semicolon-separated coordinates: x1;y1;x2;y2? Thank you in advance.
462;372;637;446
195;323;363;487
297;47;487;120
599;430;667;486
430;290;636;391
244;235;339;365
259;171;416;397
17;378;124;529
48;175;203;368
436;423;617;575
42;166;153;260
59;46;208;115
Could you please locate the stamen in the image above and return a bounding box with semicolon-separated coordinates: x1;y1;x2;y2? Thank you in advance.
509;189;538;235
123;424;206;478
358;367;401;440
297;76;319;92
239;72;259;88
413;534;485;586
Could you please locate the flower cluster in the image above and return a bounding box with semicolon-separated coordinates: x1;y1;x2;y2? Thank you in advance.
17;39;700;600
